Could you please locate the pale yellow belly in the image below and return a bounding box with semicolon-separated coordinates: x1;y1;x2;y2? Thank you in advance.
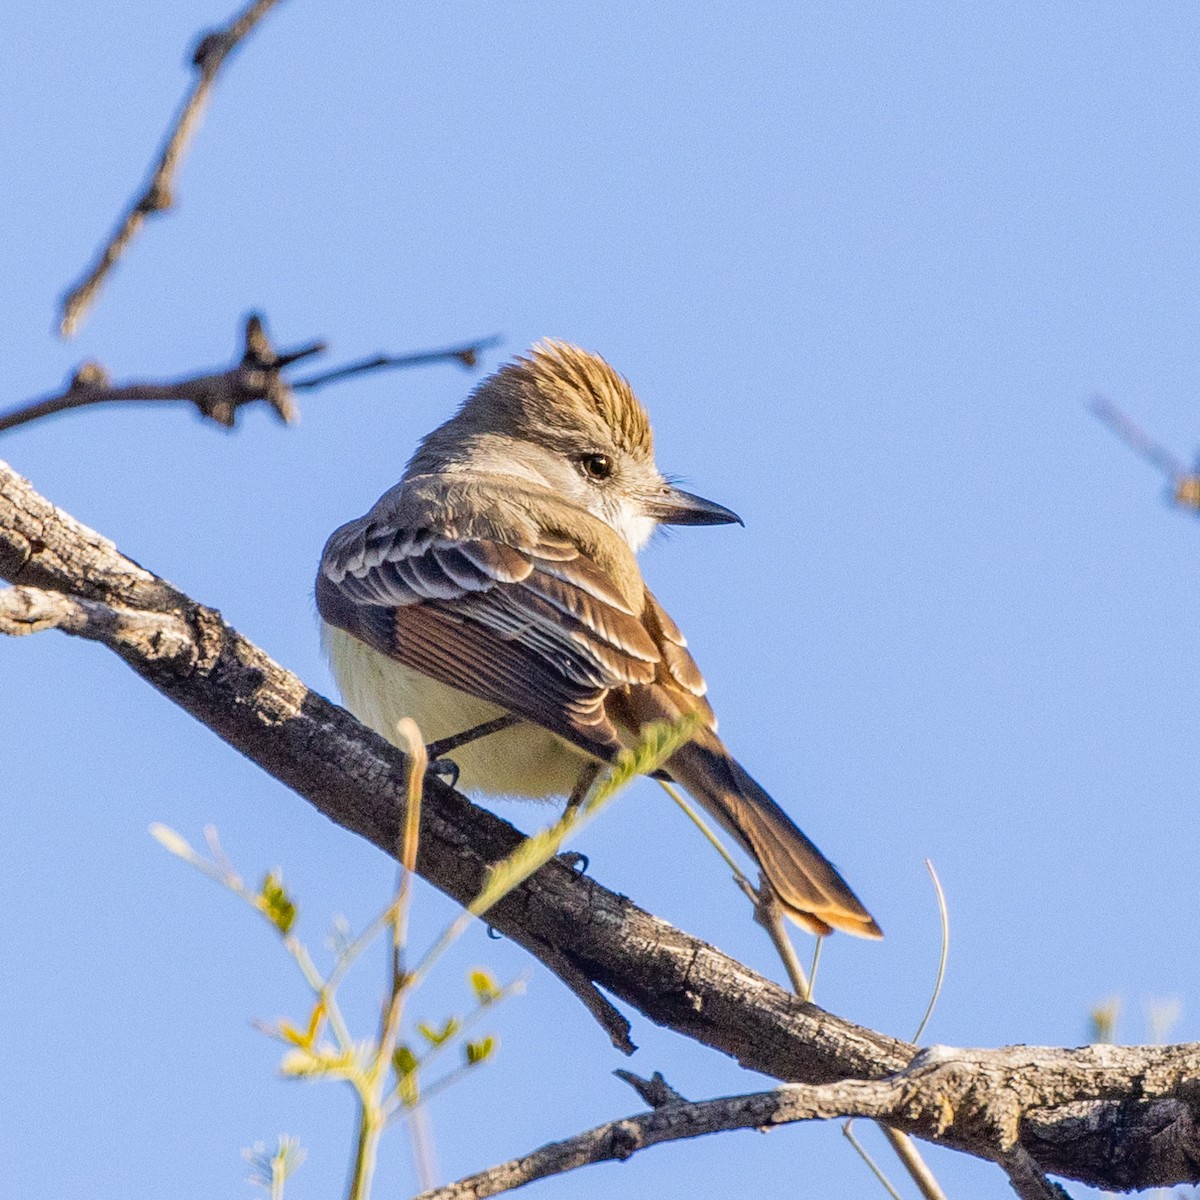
322;623;588;799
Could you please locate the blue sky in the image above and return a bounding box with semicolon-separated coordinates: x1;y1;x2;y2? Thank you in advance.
3;3;1200;1197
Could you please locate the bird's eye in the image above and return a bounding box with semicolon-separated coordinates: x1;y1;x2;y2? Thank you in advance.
580;453;613;480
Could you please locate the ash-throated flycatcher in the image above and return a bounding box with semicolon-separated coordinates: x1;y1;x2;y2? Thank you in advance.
317;341;880;937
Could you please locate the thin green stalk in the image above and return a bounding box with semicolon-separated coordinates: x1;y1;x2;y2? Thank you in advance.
381;980;525;1120
375;722;427;1085
150;823;358;1051
349;726;432;1200
657;780;753;888
390;718;427;973
347;1103;383;1200
407;1106;438;1192
857;858;950;1200
660;782;819;997
409;718;698;991
286;938;354;1052
388;1060;479;1124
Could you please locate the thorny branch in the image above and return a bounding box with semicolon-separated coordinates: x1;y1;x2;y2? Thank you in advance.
0;316;500;435
3;459;1200;1195
58;0;286;337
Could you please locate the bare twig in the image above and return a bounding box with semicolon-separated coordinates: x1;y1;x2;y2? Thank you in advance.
292;336;503;391
842;1122;905;1200
520;938;634;1053
2;315;317;433
1090;395;1190;481
661;780;816;998
912;857;950;1044
58;0;287;336
0;317;501;436
752;868;947;1200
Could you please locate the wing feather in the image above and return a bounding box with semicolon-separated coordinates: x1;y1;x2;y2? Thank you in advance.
318;506;717;761
456;539;534;584
319;511;676;757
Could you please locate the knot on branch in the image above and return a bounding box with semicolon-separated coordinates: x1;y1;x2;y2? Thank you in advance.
606;1121;641;1160
191;29;234;73
899;1048;1025;1152
194;312;323;427
140;182;174;214
184;313;325;428
71;362;111;390
0;585;73;636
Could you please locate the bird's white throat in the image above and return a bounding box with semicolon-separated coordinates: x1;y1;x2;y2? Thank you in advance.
607;499;656;551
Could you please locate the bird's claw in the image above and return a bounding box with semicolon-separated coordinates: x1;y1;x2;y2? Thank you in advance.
559;851;590;874
426;756;460;789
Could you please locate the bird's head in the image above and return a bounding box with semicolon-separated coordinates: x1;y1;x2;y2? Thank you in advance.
415;340;741;550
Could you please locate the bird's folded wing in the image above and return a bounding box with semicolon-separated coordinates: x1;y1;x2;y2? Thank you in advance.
318;517;680;760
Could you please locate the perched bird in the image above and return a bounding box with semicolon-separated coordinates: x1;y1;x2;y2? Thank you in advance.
317;341;880;937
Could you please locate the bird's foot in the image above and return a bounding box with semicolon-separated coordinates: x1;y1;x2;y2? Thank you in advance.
425;756;460;789
558;850;590;874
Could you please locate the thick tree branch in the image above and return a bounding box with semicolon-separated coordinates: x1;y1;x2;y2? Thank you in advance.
3;456;1200;1193
58;0;286;336
0;316;500;435
0;455;907;1081
413;1041;1200;1200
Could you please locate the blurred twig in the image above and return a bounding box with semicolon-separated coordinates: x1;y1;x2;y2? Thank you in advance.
59;0;287;336
1090;396;1200;512
0;316;499;435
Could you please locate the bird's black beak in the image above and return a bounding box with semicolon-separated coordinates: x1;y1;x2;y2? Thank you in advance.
645;486;743;527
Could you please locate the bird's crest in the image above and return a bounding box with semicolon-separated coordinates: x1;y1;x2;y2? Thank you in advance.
482;340;653;456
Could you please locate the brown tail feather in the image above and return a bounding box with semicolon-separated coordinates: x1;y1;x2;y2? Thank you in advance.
666;739;882;939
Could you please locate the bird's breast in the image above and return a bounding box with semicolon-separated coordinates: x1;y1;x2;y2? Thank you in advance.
322;623;588;799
